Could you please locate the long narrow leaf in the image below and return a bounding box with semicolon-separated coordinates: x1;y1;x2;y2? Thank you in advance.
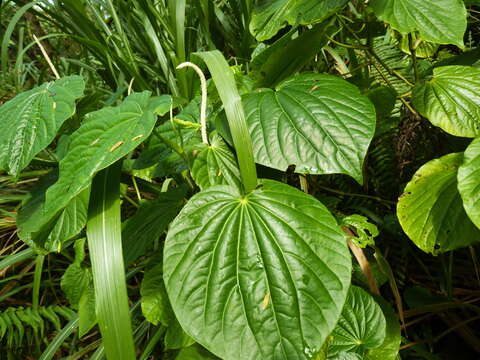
86;162;135;360
195;50;258;192
38;316;79;360
1;0;40;75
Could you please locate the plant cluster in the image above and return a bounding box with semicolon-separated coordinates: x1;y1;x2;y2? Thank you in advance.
1;0;480;359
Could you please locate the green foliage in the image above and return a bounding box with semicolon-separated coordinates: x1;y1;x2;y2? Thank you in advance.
243;74;376;183
18;92;172;251
339;215;379;248
370;0;467;47
191;131;242;190
0;305;75;351
397;153;480;254
250;0;348;41
412;66;480;137
164;179;351;359
0;76;85;177
327;286;386;357
458;138;480;228
3;0;480;359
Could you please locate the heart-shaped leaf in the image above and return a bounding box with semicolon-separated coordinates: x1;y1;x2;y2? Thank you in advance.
191;132;242;190
397;153;480;254
370;0;467;47
0;75;85;176
244;74;376;183
19;92;171;247
458;138;480;229
250;0;348;41
412;66;480;137
164;180;351;360
328;286;386;356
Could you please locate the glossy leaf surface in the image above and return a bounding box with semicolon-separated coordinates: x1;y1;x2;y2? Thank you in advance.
412;66;480;137
244;74;376;183
0;76;85;176
164;180;351;360
458;138;480;229
19;92;171;243
250;0;348;41
191;132;242;190
328;286;386;356
397;153;480;254
370;0;467;47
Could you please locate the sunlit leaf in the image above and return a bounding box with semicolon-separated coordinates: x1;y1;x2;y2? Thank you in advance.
164;180;351;359
370;0;467;47
244;74;376;183
412;66;480;137
397;153;480;254
250;0;348;41
0;76;85;176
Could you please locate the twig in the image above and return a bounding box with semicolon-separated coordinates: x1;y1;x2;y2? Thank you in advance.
33;34;60;79
344;227;380;296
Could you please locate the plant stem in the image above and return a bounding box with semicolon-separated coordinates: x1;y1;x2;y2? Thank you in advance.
177;61;209;144
408;34;420;82
32;255;45;309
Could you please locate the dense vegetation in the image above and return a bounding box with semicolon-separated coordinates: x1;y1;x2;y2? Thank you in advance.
1;0;480;359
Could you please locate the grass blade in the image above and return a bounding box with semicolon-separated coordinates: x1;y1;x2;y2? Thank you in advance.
0;247;36;272
86;161;136;360
38;315;79;360
195;50;258;192
1;0;40;75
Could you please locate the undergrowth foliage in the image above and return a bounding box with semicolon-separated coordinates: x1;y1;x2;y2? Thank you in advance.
1;0;480;359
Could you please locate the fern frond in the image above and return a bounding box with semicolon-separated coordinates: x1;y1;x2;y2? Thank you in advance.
0;305;75;352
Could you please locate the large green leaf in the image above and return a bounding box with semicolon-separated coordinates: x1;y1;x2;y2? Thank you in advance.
397;153;480;254
412;66;480;137
243;74;376;183
370;0;467;47
17;171;89;253
191;132;242;190
458;138;480;229
0;76;85;176
164;180;351;360
328;287;386;357
250;0;348;41
19;93;171;244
